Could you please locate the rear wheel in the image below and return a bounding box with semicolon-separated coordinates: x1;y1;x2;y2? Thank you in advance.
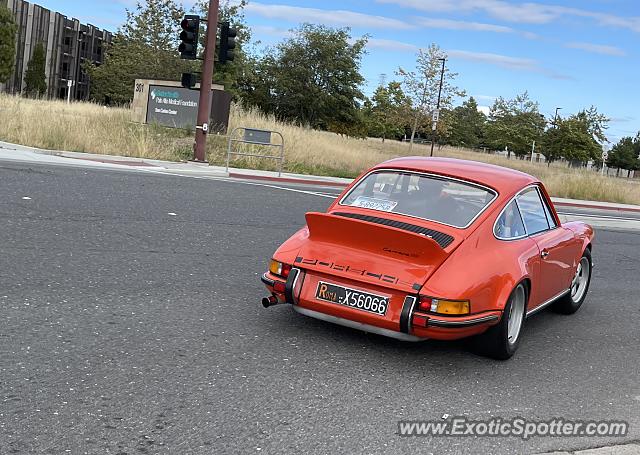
553;248;592;314
475;283;527;360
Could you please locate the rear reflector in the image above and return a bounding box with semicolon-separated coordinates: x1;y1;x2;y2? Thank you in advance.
273;281;286;293
412;314;428;327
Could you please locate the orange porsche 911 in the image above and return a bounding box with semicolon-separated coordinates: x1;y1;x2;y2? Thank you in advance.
261;157;594;359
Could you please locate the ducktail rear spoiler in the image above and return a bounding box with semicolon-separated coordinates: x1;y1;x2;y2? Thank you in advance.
304;212;450;267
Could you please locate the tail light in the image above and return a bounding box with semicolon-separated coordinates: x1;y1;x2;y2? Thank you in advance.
269;259;291;278
418;296;470;315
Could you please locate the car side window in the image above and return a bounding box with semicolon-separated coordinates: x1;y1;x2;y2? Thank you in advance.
539;190;558;228
494;200;526;239
517;188;550;235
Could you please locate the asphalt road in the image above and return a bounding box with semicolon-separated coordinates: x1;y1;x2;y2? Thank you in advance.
1;161;639;455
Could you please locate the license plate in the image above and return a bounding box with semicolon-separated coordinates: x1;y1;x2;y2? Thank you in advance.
315;281;389;316
351;196;397;212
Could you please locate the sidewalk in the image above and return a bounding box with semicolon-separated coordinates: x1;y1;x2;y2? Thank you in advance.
1;140;639;213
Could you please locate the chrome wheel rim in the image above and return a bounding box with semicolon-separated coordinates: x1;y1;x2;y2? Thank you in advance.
507;285;525;345
571;257;590;303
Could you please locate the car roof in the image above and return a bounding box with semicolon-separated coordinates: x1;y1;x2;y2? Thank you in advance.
373;156;539;195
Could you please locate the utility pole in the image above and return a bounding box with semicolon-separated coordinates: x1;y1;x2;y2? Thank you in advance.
531;140;536;162
193;0;219;163
66;80;73;104
430;58;446;157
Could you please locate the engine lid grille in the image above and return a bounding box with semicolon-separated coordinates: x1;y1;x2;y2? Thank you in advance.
332;212;455;248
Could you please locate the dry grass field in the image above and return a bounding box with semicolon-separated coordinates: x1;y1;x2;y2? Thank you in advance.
1;93;638;205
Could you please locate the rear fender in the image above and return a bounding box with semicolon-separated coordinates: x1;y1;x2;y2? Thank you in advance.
419;222;537;313
272;226;309;266
562;221;594;254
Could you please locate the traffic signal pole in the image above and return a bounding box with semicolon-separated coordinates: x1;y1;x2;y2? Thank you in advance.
193;0;219;163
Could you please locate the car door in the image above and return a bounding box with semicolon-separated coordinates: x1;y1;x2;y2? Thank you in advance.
516;186;576;306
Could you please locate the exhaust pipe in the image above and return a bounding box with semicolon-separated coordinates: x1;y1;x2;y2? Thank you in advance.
262;295;280;308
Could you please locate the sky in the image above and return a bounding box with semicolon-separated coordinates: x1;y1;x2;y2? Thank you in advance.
35;0;640;143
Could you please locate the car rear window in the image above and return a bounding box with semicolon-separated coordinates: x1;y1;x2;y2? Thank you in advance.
340;170;496;228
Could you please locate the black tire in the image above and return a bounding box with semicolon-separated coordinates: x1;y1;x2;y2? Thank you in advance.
552;248;592;315
473;283;527;360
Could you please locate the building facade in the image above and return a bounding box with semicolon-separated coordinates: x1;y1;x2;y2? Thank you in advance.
1;0;112;100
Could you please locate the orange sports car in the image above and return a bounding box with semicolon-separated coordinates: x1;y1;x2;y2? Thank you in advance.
261;157;594;359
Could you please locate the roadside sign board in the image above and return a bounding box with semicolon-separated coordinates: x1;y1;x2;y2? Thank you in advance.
146;85;211;128
243;129;272;145
602;151;608;160
432;109;440;123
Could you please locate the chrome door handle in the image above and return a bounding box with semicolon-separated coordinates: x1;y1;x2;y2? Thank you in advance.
541;250;549;258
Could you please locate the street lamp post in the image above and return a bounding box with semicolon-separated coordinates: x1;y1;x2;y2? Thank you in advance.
554;107;562;124
430;58;446;157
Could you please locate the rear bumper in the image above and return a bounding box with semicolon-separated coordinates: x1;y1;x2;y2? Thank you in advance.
293;306;426;342
262;271;501;341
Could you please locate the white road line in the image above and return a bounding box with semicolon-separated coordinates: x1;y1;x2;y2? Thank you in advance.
557;211;640;222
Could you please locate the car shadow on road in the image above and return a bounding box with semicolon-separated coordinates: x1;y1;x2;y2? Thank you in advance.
266;303;582;367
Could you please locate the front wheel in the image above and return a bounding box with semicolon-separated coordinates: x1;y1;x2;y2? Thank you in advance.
474;283;527;360
553;248;592;314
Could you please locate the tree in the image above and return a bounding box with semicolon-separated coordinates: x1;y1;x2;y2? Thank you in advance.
541;117;601;165
0;5;17;84
574;105;609;145
87;0;189;104
24;42;47;97
485;92;545;158
365;81;412;141
607;135;640;176
397;44;466;147
539;124;564;165
445;97;486;148
247;24;367;134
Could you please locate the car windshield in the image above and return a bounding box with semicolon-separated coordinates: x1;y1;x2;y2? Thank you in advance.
340;171;496;228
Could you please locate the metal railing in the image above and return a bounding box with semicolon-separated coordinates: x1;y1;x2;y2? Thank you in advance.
226;127;285;177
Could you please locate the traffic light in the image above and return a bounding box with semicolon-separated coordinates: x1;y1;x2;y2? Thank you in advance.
179;15;200;60
219;22;237;64
181;72;198;89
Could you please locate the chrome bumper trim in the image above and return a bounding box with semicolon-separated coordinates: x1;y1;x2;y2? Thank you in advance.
261;273;275;287
428;314;499;327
